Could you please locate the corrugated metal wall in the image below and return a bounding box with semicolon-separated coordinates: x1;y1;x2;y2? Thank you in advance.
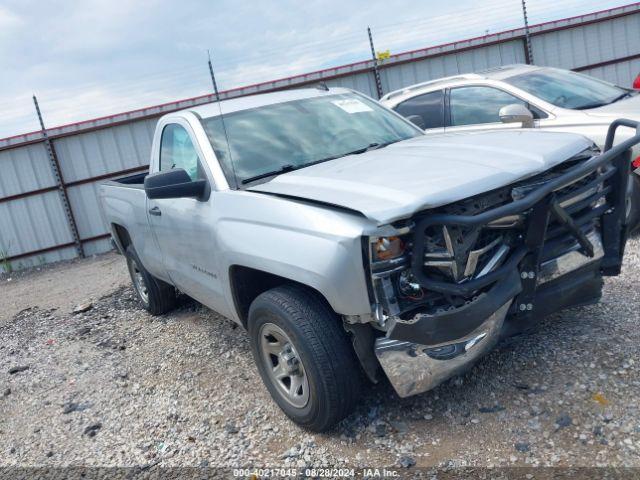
532;9;640;87
379;40;528;92
0;192;77;268
0;143;54;196
532;11;640;70
1;3;639;271
54;119;156;182
0;143;78;268
580;57;640;86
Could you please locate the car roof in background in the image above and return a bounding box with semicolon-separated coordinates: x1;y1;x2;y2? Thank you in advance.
476;63;543;80
380;64;545;103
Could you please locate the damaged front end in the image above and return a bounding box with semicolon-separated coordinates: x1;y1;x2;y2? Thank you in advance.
368;120;640;398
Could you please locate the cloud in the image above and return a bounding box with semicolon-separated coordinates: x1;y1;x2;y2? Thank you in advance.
0;5;21;30
0;0;629;138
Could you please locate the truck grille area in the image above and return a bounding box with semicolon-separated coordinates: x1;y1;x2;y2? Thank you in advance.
403;154;618;317
541;168;611;262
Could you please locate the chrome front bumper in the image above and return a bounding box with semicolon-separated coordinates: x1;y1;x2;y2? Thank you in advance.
376;302;511;398
375;232;605;398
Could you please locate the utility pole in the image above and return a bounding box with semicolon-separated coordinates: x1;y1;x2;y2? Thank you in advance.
521;0;534;64
367;27;384;99
33;95;84;258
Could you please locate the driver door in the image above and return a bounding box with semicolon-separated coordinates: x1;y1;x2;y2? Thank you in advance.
147;122;226;310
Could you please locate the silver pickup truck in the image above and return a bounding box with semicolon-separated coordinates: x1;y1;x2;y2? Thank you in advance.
99;87;640;432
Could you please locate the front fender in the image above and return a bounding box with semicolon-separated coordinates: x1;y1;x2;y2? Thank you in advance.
218;212;371;319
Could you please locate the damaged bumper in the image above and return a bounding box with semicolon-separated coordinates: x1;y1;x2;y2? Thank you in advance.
376;301;512;398
371;119;640;398
375;231;604;397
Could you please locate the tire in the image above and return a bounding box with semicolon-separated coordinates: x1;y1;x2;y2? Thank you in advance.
626;174;640;234
125;245;176;315
248;284;362;432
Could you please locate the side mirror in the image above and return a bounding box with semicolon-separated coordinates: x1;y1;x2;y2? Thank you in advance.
144;168;208;200
499;103;534;128
406;114;426;130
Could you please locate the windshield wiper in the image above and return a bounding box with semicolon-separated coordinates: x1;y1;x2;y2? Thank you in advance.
575;102;608;110
610;91;633;103
575;91;633;110
323;140;397;159
241;164;297;184
360;140;398;152
240;141;397;185
347;142;384;154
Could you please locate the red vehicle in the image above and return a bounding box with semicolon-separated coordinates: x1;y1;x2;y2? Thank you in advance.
633;73;640;90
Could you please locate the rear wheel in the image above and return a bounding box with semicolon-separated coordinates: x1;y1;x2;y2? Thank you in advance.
248;285;362;432
125;245;176;315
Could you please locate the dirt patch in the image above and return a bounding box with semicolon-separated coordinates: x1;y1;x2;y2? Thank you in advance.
0;252;129;321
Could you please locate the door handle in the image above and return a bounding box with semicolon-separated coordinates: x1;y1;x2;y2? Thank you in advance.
149;206;162;216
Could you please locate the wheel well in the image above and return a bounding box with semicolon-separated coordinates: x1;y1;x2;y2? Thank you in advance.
112;224;132;252
229;265;329;327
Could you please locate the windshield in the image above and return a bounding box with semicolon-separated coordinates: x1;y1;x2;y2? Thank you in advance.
201;92;421;186
505;68;629;110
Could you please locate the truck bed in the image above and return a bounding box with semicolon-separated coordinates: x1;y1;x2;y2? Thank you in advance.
99;170;151;256
101;171;149;189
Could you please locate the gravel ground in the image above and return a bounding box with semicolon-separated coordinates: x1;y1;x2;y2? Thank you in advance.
1;238;639;473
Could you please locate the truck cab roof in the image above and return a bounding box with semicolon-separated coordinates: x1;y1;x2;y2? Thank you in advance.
184;87;354;119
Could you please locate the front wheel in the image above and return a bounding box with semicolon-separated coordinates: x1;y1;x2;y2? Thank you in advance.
248;285;362;432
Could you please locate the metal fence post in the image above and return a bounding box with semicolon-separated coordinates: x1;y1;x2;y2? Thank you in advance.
33;95;85;258
367;27;384;99
521;0;535;64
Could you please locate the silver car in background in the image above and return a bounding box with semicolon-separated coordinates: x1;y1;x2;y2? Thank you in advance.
380;64;640;227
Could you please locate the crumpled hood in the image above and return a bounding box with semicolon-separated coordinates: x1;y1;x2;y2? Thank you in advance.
585;93;640;119
248;130;593;224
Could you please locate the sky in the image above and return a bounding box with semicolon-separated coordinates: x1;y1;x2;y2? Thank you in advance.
0;0;630;138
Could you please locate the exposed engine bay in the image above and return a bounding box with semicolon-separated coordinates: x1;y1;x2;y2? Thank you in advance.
370;151;608;317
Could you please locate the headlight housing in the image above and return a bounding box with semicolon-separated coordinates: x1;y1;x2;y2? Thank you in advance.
366;226;423;323
372;236;405;261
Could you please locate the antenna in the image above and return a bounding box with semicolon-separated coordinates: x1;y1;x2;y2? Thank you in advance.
207;50;239;189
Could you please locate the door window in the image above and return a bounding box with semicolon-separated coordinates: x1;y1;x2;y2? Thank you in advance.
394;90;445;129
159;124;205;181
449;86;544;127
